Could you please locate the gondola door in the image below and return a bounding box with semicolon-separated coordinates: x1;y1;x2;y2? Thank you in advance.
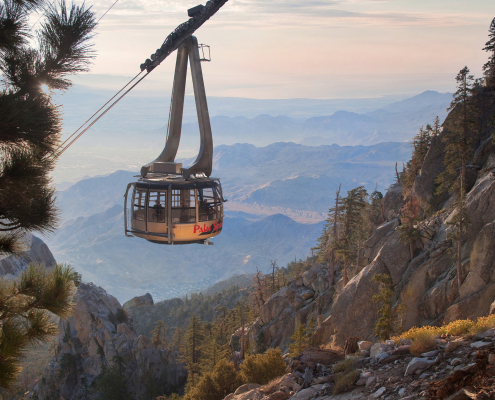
147;190;168;236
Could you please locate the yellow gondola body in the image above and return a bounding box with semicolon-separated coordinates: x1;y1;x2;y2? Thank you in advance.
125;178;223;244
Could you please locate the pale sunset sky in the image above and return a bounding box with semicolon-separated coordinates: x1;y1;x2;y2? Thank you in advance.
48;0;495;98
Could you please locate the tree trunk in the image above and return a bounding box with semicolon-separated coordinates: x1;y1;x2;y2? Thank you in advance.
330;184;341;287
328;255;334;286
344;255;348;286
458;159;466;289
240;308;245;360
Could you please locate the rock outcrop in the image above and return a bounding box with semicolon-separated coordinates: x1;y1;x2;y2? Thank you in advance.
246;90;495;351
32;283;186;400
0;232;56;278
249;264;335;352
123;292;154;310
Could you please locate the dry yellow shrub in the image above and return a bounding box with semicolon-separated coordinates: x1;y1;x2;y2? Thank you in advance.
409;331;437;356
470;314;495;334
441;319;474;336
400;325;439;340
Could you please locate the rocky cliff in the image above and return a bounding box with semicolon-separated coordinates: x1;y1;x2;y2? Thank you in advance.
32;282;186;399
0;233;56;278
247;90;495;352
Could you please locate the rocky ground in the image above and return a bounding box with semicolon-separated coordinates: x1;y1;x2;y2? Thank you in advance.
224;329;495;400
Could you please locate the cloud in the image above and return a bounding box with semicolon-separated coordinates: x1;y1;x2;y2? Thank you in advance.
90;0;490;31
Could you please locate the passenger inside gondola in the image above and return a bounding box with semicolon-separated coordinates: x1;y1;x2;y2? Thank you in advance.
153;199;163;222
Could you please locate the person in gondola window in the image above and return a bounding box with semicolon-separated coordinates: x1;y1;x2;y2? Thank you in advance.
153;198;164;222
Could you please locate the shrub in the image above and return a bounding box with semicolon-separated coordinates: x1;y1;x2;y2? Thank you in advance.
409;331;437;356
116;308;129;324
240;348;287;385
400;325;439;340
333;357;356;373
333;369;360;394
185;360;242;400
442;319;474;336
470;314;495;334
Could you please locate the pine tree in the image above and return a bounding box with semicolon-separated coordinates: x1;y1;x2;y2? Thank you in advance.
0;264;78;389
436;67;478;288
369;185;385;225
288;321;308;357
151;320;168;349
306;317;317;347
172;327;184;349
483;17;495;88
371;274;395;341
60;352;78;385
334;186;368;286
315;184;342;286
0;0;96;255
398;195;421;261
181;313;204;391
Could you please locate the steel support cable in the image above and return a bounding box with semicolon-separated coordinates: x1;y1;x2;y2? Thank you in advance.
52;70;144;157
54;0;229;158
53;71;150;158
96;0;120;23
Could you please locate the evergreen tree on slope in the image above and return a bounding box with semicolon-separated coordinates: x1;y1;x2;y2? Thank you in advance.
436;67;478;288
0;0;96;254
483;17;495;88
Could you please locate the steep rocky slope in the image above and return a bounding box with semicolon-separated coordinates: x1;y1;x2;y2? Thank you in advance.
33;283;186;399
246;90;495;352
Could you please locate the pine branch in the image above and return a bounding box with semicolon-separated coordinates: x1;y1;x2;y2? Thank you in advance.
0;0;31;52
36;0;96;90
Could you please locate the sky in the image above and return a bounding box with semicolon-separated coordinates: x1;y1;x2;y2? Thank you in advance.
41;0;495;99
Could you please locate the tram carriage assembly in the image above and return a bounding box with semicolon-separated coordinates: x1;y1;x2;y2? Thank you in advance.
123;5;227;245
51;1;229;244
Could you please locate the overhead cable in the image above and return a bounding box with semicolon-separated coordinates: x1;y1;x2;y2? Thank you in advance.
53;71;149;158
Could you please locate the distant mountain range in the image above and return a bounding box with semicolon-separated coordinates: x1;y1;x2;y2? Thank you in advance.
52;90;450;183
50;141;411;302
45;207;323;302
178;91;452;147
56;141;412;222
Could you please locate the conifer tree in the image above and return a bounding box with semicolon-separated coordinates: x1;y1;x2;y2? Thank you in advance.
60;352;78;385
172;327;184;349
0;264;78;389
315;184;342;286
0;0;96;255
151;320;168;349
436;67;478;288
483;17;495;88
334;186;368;285
181;313;204;390
288;321;308;357
371;274;395;341
398;195;421;261
369;185;385;225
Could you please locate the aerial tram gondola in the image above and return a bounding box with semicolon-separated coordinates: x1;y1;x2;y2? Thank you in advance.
123;7;226;245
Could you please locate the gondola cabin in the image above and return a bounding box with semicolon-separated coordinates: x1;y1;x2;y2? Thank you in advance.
124;176;223;244
124;31;225;245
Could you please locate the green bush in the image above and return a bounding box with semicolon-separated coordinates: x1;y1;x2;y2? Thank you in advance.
185;360;242;400
240;348;286;385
